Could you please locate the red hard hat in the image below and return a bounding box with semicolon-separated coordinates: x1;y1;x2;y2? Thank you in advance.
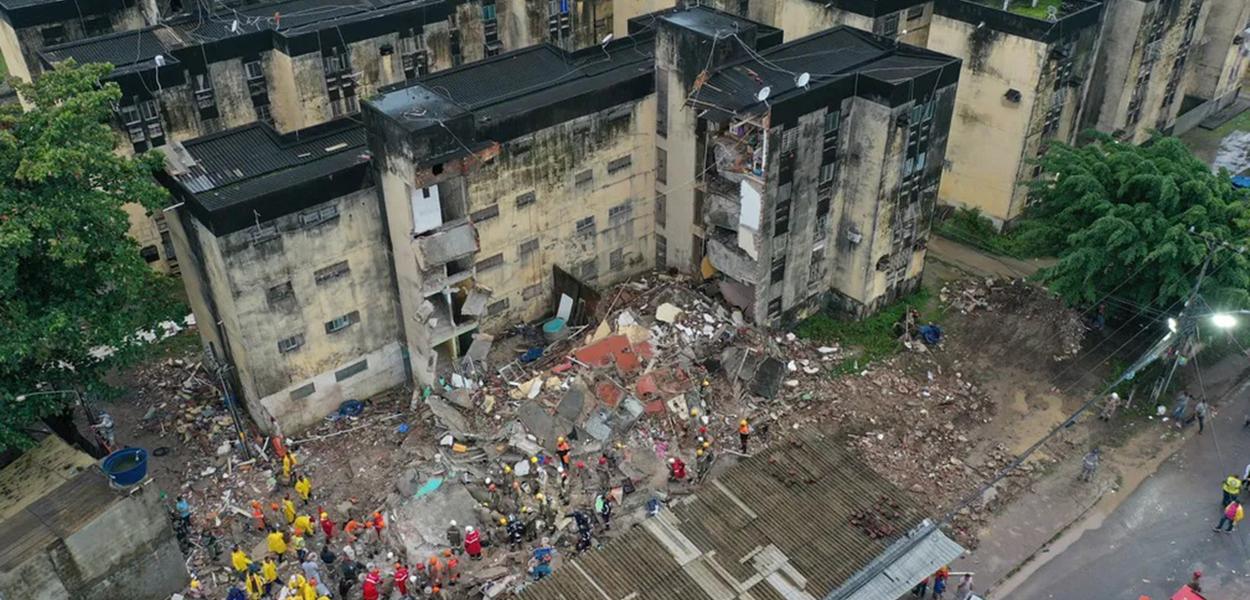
1194;570;1202;577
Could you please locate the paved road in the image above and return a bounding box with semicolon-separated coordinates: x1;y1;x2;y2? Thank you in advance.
1012;379;1250;600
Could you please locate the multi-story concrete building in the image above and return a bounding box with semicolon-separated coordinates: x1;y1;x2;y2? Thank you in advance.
0;0;168;84
928;0;1103;225
1083;0;1210;143
1177;0;1250;130
154;5;959;430
700;0;934;47
159;118;408;433
653;14;959;320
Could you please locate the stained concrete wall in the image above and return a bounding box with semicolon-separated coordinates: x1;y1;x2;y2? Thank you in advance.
928;14;1045;224
1190;0;1250;105
186;187;405;433
467;100;657;328
0;4;146;83
1084;0;1208;142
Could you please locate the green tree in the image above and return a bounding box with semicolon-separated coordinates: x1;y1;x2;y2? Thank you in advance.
0;62;181;452
1020;133;1250;313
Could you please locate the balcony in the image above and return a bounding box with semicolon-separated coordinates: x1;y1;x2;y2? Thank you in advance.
415;218;478;270
707;228;762;285
711;131;765;185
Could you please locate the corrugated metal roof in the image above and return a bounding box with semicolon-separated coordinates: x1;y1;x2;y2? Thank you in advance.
43;27;176;70
522;433;962;600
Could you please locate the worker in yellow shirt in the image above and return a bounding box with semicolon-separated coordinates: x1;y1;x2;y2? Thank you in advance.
282;494;297;524
293;513;314;537
300;578;318;600
266;528;288;563
294;472;313;504
283;450;298;484
244;567;265;600
230;544;251;577
260;557;278;597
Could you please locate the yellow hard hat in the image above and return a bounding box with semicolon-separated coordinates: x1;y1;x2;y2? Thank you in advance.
530;456;539;464
503;465;512;474
557;436;565;443
499;517;508;525
690;408;699;416
702;441;711;449
696;449;704;456
740;419;748;426
535;493;545;501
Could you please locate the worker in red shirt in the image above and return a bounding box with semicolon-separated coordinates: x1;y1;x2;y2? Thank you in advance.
362;567;381;600
393;563;410;596
318;511;335;539
464;525;482;559
668;457;687;481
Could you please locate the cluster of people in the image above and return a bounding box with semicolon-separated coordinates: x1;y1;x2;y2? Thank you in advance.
911;566;975;600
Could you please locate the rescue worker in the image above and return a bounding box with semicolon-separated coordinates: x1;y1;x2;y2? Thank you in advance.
251;500;268;531
283;449;299;485
445;549;460;586
506;515;525;551
696;447;713;481
294;472;313;504
371;511;386;542
595;493;612;531
739;419;752;453
231;544;252;578
362;567;382;600
282;494;297;525
318;511;335;539
464;525;482;559
555;436;571;465
293;513;314;538
266;527;288;563
446;520;462;552
1223;474;1243;506
394;562;410;596
427;555;444;589
668;457;687;481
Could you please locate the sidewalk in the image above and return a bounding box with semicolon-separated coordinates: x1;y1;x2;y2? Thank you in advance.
959;351;1250;597
927;235;1053;280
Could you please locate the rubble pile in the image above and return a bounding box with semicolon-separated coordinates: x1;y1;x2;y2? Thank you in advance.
941;277;1085;360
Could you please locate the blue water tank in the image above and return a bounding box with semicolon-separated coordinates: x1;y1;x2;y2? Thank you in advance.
100;447;148;487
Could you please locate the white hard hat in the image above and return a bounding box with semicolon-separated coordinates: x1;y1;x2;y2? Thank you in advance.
450;520;457;526
466;525;474;532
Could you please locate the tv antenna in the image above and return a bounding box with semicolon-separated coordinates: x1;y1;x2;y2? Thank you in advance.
795;72;810;89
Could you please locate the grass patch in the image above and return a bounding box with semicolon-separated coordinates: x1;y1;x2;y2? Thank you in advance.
935;207;1034;259
996;0;1063;18
795;288;937;373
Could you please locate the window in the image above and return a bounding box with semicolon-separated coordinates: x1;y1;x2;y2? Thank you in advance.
774;197;791;236
819;163;836;184
609;202;633;226
575;169;593;186
770;253;786;284
290;382;316;400
314;260;351;284
607;155;632;174
656;74;668;137
400;32;430;80
523;283;544;299
40;25;65;46
470;204;500;222
245;60;264;80
656;233;668;266
83;15;111;36
267;282;295;304
301;205;339;227
575;216;596;236
250;223;278;245
906;5;924;20
656;148;667;184
814;197;831;241
655;192;666;228
782;128;798;152
277;334;305;354
324;47;357;117
335;359;369;381
767;296;782;318
140;245;160;263
119;97;165;152
610;248;624;271
193;73;215;111
519;238;539;257
482;2;497;20
255;103;273;124
325;311;360;333
877;13;900;37
476;253;505;271
487;299;510;315
579;259;599;281
516;191;536;208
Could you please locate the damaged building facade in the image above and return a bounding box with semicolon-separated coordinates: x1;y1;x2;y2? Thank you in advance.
156;5;961;431
158;120;407;433
655;13;960;321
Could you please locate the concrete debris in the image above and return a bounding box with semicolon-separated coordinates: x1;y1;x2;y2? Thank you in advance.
655;302;683;323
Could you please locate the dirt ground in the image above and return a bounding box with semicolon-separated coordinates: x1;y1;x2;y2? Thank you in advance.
94;265;1163;599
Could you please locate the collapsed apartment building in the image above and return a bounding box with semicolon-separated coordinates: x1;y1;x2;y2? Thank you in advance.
154;4;961;432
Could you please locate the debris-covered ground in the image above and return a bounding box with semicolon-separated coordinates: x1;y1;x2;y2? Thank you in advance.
108;272;1099;599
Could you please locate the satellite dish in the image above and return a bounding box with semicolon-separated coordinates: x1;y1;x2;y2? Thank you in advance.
154;54;166;67
756;86;771;102
796;72;810;88
230;19;240;33
601;33;614;46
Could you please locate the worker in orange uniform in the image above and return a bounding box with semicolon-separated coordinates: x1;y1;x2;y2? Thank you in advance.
738;419;752;453
250;500;268;531
555;436;571;465
427;554;444;588
445;549;460;586
344;517;364;543
371;511;386;542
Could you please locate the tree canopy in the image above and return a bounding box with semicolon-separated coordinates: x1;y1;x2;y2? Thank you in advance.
0;62;181;451
1019;133;1250;314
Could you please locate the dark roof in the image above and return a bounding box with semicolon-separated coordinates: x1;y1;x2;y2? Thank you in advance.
163;118;371;234
522;433;962;600
628;5;783;48
368;34;655;153
41;27;181;75
694;26;959;116
172;0;446;46
934;0;1103;42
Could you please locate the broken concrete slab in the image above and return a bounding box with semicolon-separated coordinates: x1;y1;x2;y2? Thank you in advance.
392;481;481;563
461;287;492;316
556;380;587;423
424;394;470;435
751;357;785;399
656;302;683;323
414;219;478;269
583;408;613;442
